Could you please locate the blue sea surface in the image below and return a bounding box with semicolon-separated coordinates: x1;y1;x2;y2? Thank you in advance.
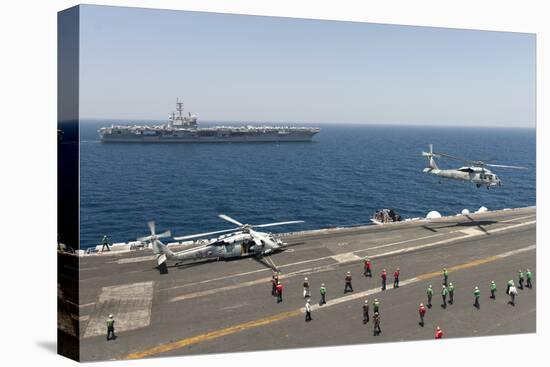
79;121;535;249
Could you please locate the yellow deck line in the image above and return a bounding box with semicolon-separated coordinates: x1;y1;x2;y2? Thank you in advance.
416;255;500;281
123;244;535;360
125;309;301;359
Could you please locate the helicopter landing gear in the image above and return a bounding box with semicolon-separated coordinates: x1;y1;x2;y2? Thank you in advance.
264;255;279;272
156;261;168;275
253;254;280;272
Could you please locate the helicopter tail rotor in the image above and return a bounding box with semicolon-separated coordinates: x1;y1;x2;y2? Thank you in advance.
421;144;439;170
138;221;174;266
138;221;171;242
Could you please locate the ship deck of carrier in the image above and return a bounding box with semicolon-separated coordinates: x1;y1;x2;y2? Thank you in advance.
73;207;536;361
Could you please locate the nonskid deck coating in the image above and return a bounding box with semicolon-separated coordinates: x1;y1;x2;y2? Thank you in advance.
71;207;536;361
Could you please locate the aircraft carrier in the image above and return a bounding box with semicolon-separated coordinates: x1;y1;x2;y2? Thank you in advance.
58;207;536;361
98;100;320;143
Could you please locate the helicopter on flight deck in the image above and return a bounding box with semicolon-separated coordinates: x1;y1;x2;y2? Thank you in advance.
138;215;304;273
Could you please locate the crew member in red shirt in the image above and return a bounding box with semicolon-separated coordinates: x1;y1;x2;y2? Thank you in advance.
393;267;400;288
271;274;279;296
364;257;372;277
276;281;283;303
381;269;387;291
418;303;426;326
435;326;443;339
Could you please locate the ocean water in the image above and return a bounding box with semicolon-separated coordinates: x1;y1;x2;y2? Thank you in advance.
79;121;535;249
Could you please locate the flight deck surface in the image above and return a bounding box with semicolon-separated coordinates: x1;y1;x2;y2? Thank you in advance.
72;207;536;361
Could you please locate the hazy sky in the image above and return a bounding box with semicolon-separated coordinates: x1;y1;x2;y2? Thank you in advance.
79;5;535;127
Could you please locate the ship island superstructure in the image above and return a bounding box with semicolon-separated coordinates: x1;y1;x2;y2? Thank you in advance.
98;100;320;143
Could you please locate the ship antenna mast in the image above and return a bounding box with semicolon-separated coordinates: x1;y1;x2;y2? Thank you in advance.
176;98;184;120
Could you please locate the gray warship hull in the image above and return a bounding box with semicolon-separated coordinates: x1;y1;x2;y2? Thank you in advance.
98;100;320;143
99;127;319;143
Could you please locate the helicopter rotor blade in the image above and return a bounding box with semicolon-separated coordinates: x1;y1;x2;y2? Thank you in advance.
435;152;470;163
218;214;244;227
253;220;305;228
155;230;172;239
421;144;442;158
137;235;153;242
422;152;441;158
173;227;239;241
485;164;528;169
139;222;169;242
148;221;156;236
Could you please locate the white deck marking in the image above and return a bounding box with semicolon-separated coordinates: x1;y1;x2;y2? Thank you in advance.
355;220;535;258
114;255;156;264
495;244;536;258
498;214;536;223
488;220;535;233
354;232;449;253
331;252;362;263
459;227;486;236
83;281;154;338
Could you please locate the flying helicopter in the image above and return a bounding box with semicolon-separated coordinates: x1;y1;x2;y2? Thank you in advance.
421;144;527;189
138;215;304;273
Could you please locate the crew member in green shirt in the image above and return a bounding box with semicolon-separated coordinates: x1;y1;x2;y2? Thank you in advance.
473;286;481;309
319;283;327;305
525;269;533;289
518;270;524;289
373;298;380;314
442;268;449;286
490;280;497;299
426;285;433;308
106;314;116;341
448;282;455;304
441;285;448;308
101;235;111;252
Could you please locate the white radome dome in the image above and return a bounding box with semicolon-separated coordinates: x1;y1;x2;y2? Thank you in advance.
461;209;470;215
476;206;488;213
426;211;442;219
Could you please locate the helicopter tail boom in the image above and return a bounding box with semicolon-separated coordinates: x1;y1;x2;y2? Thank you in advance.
151;240;175;265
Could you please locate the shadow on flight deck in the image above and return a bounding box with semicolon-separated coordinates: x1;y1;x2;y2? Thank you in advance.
421;215;498;235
